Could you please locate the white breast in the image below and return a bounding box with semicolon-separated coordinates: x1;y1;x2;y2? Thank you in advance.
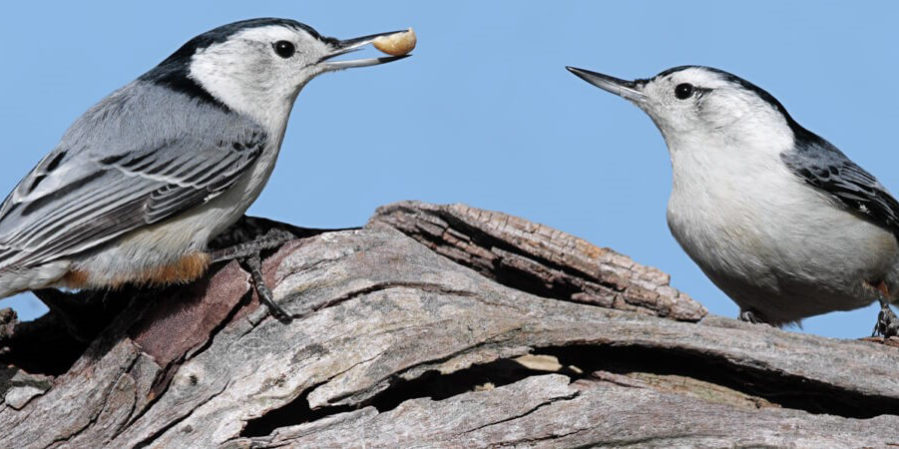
665;129;802;272
664;131;898;320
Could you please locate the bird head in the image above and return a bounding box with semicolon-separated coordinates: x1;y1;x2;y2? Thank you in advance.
142;18;409;126
566;65;798;152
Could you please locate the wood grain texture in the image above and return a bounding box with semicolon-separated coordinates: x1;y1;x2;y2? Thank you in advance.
369;201;706;321
0;202;896;449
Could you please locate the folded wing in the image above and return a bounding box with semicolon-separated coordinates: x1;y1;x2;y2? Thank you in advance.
781;134;899;237
0;82;266;269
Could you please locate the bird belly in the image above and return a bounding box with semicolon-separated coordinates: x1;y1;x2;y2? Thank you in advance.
60;205;227;288
667;163;898;324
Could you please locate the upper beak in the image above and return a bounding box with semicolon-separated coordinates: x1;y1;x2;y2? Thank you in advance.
318;30;411;70
566;66;647;104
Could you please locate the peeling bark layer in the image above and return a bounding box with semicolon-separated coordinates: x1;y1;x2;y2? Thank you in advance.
0;202;897;449
370;201;705;321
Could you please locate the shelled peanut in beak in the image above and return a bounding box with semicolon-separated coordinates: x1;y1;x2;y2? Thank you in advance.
372;28;416;56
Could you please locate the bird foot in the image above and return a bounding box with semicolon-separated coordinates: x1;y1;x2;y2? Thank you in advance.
210;227;296;323
209;215;358;323
872;297;899;338
738;308;768;324
241;252;291;323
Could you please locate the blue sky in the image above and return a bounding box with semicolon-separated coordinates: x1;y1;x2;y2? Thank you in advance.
0;1;896;338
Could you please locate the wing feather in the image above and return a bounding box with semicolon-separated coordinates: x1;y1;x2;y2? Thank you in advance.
0;82;268;269
781;134;899;236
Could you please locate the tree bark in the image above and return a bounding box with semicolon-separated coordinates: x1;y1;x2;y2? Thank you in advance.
1;201;897;449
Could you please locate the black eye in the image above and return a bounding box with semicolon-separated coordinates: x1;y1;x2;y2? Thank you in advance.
273;40;295;58
675;83;694;100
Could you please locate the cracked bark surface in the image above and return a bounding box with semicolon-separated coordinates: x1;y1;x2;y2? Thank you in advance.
0;201;897;448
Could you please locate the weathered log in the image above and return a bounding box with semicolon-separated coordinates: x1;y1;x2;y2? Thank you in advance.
0;201;897;449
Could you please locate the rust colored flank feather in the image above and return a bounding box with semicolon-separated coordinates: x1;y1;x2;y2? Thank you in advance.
62;252;211;289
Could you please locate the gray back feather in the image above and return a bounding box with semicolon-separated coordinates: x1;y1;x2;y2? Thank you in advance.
0;81;266;268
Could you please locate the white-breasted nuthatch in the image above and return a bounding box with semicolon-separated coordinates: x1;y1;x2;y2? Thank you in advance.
567;65;899;330
0;18;409;320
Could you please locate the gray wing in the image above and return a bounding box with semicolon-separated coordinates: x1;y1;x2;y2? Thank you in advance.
0;82;267;268
781;134;899;236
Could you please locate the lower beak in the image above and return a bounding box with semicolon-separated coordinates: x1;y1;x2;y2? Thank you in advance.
319;30;411;70
566;66;647;104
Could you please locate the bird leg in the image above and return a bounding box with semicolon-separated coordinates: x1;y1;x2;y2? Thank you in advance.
239;251;291;323
209;216;358;322
210;227;297;262
210;226;297;322
871;281;899;338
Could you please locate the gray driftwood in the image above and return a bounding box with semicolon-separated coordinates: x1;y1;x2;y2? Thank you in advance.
1;200;898;449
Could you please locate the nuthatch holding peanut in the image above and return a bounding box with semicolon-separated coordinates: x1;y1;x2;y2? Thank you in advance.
0;18;410;321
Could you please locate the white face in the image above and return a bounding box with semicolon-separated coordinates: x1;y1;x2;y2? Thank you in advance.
637;68;788;145
188;25;335;127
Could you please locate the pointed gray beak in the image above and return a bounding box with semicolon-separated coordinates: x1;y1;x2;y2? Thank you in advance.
566;66;647;104
319;30;411;71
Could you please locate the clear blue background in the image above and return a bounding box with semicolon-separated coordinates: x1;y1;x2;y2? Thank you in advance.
0;1;896;339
